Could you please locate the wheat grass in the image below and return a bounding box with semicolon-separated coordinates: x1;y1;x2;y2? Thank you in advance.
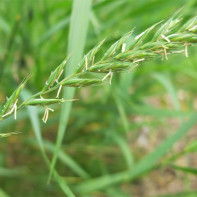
0;14;196;124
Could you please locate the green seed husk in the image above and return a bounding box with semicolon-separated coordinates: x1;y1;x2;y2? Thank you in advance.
74;39;105;74
25;98;74;106
60;78;102;87
89;62;132;73
0;74;30;117
101;30;134;60
42;55;70;92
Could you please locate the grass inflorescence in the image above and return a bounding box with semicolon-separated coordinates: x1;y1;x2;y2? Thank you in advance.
0;14;197;124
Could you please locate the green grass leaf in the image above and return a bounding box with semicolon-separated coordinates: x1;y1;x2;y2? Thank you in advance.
20;89;76;197
171;164;197;175
0;188;10;197
48;0;92;183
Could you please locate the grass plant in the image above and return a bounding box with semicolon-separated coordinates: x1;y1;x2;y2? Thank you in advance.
0;1;197;196
0;14;196;125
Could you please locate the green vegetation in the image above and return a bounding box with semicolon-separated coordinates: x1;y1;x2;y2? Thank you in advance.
0;0;197;196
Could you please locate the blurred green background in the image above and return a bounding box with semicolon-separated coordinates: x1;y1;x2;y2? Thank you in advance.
0;0;197;196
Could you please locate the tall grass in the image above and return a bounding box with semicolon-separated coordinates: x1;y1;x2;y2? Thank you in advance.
0;1;197;196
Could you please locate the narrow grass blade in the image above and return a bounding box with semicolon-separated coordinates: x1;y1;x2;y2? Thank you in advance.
0;16;10;33
75;112;197;193
113;94;130;133
128;102;191;117
21;90;76;197
171;164;197;175
36;17;70;46
157;190;197;197
152;73;180;110
112;133;134;171
0;167;24;177
48;0;92;182
106;187;131;197
43;140;90;179
20;89;44;151
0;188;10;197
53;171;76;197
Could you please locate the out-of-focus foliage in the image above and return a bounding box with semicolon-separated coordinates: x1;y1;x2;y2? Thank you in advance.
0;0;197;196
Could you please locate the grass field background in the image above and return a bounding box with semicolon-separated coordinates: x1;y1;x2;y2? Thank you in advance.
0;0;197;196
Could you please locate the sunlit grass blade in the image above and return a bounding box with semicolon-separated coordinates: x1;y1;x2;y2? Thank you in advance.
0;16;10;33
0;188;10;197
48;0;92;182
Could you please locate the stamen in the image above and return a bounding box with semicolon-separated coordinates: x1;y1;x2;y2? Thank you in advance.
172;50;184;54
185;43;189;58
102;70;113;85
85;55;88;70
133;58;145;63
189;24;197;32
121;43;126;53
129;64;139;72
56;85;62;98
162;34;170;42
2;99;18;119
56;69;64;83
102;70;112;81
163;46;168;60
14;102;18;120
135;31;145;40
42;108;47;123
92;56;95;66
109;71;113;85
42;106;54;123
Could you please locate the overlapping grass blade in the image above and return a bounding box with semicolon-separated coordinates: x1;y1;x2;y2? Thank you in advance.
171;164;197;175
20;90;76;197
48;0;92;182
43;140;90;179
75;112;197;193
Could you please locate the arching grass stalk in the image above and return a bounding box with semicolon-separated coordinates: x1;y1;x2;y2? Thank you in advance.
0;15;196;124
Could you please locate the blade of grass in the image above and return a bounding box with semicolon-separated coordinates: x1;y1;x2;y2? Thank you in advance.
171;164;197;175
157;190;197;197
20;90;76;197
75;112;197;193
128;102;192;117
152;73;180;110
113;94;130;133
0;167;25;177
36;17;70;46
0;16;10;33
0;188;10;197
48;0;92;182
43;140;90;179
112;133;134;171
20;89;44;151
